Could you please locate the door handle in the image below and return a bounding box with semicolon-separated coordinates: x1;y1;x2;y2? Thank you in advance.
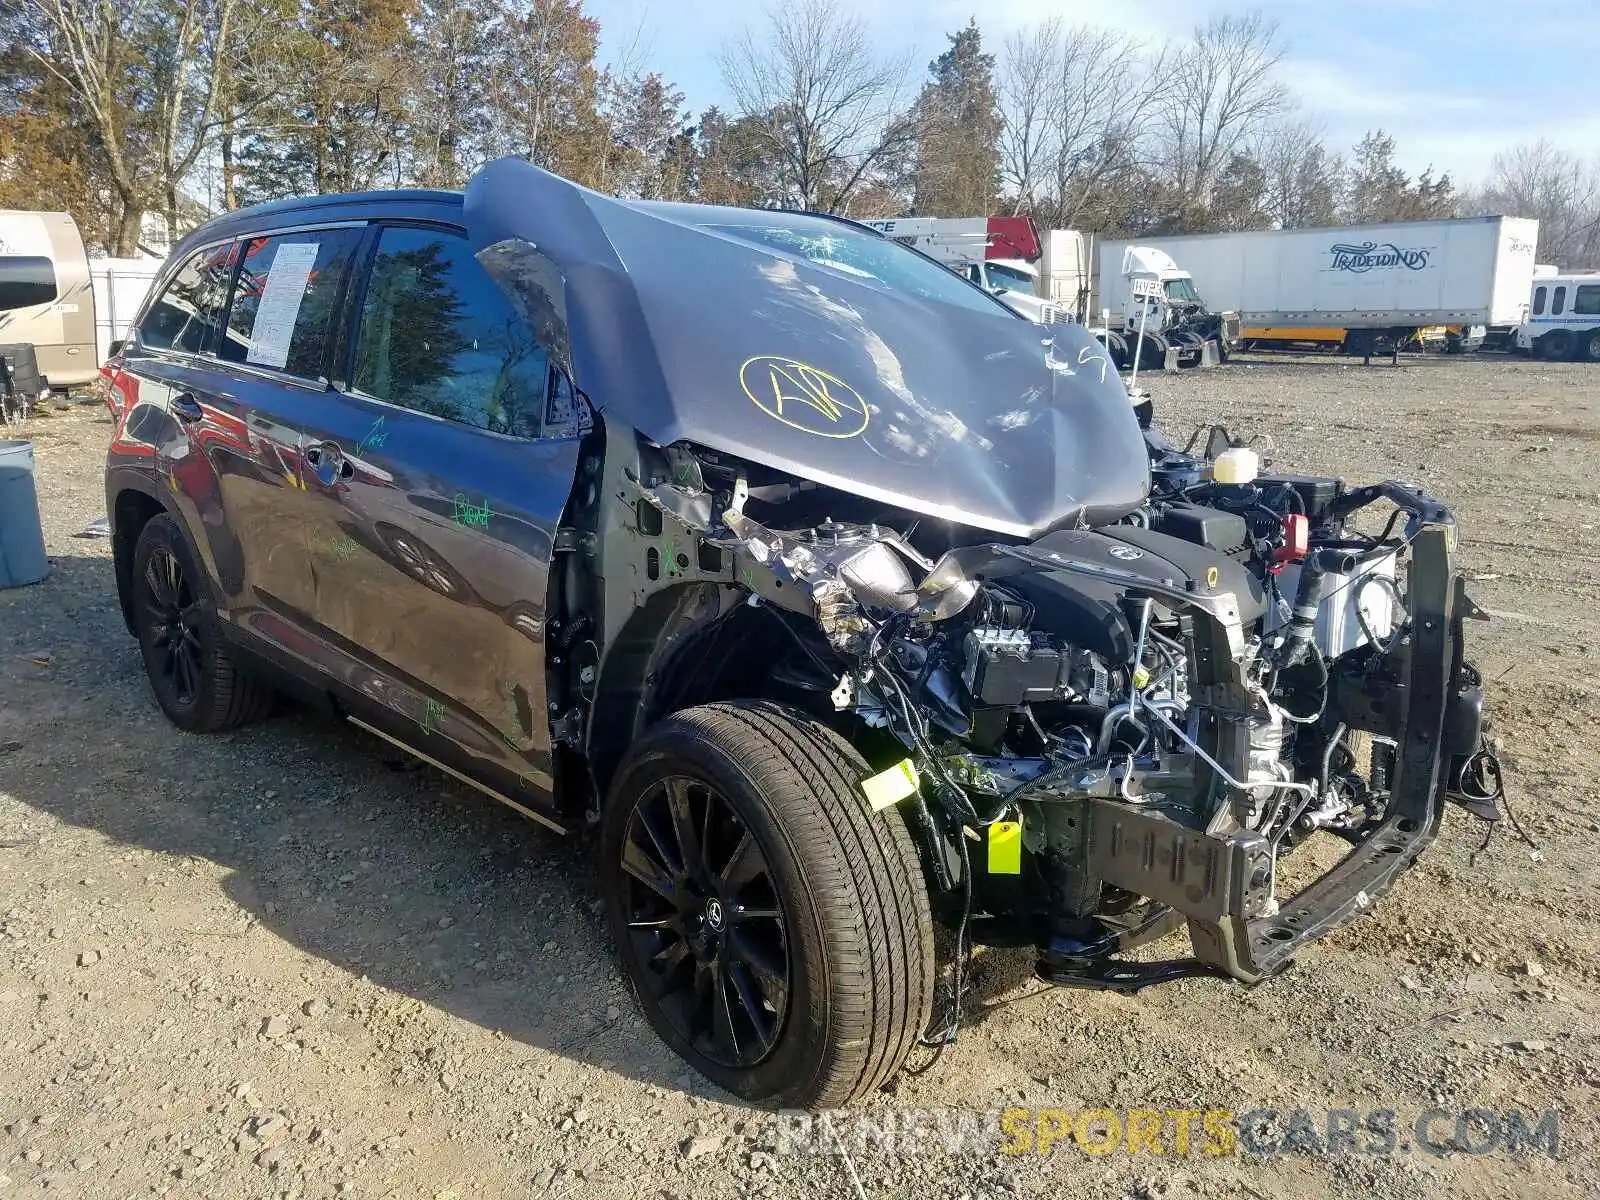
172;392;203;423
304;441;354;482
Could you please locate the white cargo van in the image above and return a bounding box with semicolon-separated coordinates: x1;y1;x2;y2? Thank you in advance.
1512;273;1600;360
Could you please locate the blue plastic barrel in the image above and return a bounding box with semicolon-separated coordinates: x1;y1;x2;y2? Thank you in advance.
0;439;49;588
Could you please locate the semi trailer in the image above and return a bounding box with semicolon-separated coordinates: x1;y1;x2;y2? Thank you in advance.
1098;216;1539;361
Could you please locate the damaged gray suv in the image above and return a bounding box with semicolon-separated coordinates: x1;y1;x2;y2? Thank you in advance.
103;158;1496;1109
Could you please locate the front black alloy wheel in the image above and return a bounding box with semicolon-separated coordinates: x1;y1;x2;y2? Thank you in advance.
602;701;935;1109
619;776;789;1069
132;514;274;732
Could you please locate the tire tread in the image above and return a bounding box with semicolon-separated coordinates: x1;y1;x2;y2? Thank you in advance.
133;515;274;733
609;700;934;1107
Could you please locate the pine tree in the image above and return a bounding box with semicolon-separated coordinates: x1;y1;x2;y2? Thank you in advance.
910;21;1001;216
1343;129;1456;223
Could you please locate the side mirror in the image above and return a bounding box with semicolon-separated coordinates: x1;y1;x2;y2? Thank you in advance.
107;339;124;359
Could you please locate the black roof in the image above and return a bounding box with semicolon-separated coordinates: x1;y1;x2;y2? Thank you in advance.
172;183;893;266
169;188;466;260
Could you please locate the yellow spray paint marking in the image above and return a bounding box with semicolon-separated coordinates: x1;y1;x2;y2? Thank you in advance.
739;355;869;438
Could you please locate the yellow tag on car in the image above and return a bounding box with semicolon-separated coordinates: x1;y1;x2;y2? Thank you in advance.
862;758;919;811
987;820;1023;875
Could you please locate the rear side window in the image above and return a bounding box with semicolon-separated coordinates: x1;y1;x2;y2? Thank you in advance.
352;226;550;438
0;255;57;309
139;243;239;355
1574;285;1600;315
222;229;363;377
1553;285;1567;316
1532;286;1547;315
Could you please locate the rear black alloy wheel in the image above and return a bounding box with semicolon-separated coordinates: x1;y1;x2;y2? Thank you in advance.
619;776;789;1069
131;514;274;732
141;544;205;707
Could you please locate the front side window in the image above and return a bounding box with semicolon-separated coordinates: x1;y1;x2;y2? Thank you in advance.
222;229;364;378
1164;277;1201;303
1533;286;1547;315
1553;286;1567;316
138;243;239;355
352;226;550;438
1573;285;1600;315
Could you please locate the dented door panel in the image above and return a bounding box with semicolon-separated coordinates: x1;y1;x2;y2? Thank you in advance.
292;388;580;800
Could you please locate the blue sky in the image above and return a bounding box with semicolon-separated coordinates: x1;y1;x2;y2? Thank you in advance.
586;0;1599;187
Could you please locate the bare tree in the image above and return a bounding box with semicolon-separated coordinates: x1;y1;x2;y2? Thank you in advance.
1156;11;1288;218
1047;25;1164;228
22;0;240;253
1475;140;1600;267
407;0;501;189
996;22;1054;214
1254;115;1342;229
997;21;1160;228
486;0;604;173
718;0;912;211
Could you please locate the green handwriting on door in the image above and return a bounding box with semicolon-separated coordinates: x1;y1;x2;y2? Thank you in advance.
452;494;491;527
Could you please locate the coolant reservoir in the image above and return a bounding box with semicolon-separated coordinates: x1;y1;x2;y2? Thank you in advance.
1213;447;1259;485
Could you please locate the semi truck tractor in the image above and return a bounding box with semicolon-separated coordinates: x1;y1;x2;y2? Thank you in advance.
863;216;1232;368
1099;216;1539;362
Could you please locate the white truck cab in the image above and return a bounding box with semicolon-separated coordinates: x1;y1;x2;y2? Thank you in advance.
960;258;1063;323
1115;246;1203;335
861;216;1064;324
1513;273;1600;361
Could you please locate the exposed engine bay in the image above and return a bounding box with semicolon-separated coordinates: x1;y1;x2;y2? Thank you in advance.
564;401;1497;1004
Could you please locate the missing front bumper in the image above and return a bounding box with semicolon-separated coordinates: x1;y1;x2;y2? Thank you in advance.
1077;525;1463;985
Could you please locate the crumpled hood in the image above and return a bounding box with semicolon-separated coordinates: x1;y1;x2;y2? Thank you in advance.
464;158;1150;538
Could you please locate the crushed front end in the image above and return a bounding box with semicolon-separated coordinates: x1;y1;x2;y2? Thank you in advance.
464;157;1492;1001
634;435;1492;997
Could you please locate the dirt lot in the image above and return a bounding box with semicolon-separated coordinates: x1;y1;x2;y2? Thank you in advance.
0;354;1596;1200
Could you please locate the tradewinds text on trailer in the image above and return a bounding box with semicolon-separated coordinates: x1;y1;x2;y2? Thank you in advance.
1097;216;1539;362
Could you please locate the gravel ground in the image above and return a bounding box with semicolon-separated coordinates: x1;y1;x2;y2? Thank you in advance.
0;354;1596;1200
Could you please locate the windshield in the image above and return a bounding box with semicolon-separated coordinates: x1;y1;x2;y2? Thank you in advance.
984;261;1037;292
698;221;1013;318
1164;277;1201;303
